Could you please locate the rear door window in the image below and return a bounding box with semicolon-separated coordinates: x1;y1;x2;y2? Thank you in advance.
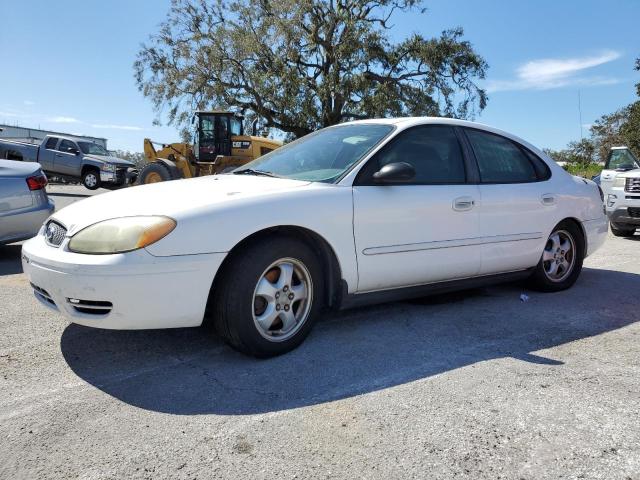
465;129;537;183
44;137;59;150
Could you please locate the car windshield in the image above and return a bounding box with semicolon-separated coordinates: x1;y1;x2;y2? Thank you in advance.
608;148;640;170
78;142;108;156
235;124;394;183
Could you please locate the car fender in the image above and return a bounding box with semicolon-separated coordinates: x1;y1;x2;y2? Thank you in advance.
81;157;104;171
145;184;359;292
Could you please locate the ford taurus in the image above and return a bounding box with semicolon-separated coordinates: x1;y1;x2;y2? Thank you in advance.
21;118;607;357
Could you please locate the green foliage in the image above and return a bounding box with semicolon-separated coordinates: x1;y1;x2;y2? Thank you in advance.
135;0;488;138
562;162;602;179
619;101;640;157
543;138;596;167
589;105;635;161
111;150;146;168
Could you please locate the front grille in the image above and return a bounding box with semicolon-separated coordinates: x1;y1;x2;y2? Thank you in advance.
626;177;640;193
629;207;640;218
67;298;113;315
31;283;56;307
115;167;128;183
44;220;67;247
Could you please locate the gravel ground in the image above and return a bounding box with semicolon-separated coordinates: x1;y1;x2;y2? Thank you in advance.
0;185;639;479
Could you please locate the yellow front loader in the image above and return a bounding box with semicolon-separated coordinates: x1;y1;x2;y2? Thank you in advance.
139;111;282;184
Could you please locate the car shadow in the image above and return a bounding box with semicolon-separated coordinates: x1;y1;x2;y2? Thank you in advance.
0;244;23;276
60;267;639;416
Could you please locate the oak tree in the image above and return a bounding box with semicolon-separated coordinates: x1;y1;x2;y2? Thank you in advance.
135;0;488;138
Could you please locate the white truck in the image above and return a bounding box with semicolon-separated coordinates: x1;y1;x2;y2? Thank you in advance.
600;147;640;237
0;135;136;190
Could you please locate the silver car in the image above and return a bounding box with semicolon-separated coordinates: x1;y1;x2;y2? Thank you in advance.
0;160;55;244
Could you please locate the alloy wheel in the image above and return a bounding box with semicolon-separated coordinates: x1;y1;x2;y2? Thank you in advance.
542;229;576;283
252;257;313;342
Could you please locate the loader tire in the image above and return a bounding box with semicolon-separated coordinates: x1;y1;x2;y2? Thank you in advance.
137;162;178;184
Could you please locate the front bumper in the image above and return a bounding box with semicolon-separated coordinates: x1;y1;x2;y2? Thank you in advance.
21;234;226;330
608;208;640;227
605;190;640;227
100;167;138;186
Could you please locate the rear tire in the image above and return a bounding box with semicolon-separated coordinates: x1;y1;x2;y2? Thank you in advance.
528;220;584;292
610;222;636;237
137;162;177;184
82;169;101;190
212;237;323;358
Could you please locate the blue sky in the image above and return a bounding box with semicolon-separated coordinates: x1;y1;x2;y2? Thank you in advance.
1;0;638;153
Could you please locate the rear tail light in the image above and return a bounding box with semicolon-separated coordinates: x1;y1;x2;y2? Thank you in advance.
26;174;48;190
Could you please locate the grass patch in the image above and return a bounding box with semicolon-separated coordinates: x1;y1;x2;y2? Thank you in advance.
563;162;603;179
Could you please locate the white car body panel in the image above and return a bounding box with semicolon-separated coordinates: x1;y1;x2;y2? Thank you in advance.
23;232;225;329
21;117;608;331
353;184;481;291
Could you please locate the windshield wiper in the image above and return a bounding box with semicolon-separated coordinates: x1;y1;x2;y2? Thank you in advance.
233;168;278;177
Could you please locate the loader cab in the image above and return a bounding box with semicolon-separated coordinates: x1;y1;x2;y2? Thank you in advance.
193;111;244;161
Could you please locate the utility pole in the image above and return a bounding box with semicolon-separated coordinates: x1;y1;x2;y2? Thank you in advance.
578;90;583;141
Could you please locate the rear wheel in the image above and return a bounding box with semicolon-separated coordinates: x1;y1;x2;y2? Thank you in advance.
212;237;323;357
82;169;101;190
528;221;584;292
610;222;636;237
137;162;177;184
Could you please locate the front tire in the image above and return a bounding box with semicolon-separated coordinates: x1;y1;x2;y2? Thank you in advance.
528;220;584;292
82;169;101;190
212;237;323;357
137;162;177;184
610;222;636;237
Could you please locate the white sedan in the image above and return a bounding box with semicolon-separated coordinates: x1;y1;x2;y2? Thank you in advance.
22;118;607;357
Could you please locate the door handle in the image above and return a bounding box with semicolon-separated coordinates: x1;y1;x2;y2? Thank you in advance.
453;196;475;211
541;194;556;205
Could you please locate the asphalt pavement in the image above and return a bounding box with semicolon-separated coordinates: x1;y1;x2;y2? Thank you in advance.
0;184;639;479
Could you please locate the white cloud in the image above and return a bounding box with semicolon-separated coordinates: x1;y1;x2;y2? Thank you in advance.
487;50;622;92
91;123;143;131
48;116;80;124
23;100;35;106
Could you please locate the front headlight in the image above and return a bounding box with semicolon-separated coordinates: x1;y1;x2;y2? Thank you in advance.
613;176;626;188
68;216;176;254
101;163;116;173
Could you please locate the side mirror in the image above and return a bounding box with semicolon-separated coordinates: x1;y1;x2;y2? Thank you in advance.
372;162;415;183
67;147;79;155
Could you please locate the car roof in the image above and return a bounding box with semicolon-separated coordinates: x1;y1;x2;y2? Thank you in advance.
0;159;41;177
343;116;537;151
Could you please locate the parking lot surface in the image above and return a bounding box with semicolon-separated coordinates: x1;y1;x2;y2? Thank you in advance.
1;185;639;479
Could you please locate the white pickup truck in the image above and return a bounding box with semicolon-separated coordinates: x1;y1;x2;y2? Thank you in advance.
0;135;136;190
600;147;640;237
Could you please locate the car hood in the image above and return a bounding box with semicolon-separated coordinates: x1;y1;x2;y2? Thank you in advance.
85;155;135;167
51;174;311;234
616;168;640;178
